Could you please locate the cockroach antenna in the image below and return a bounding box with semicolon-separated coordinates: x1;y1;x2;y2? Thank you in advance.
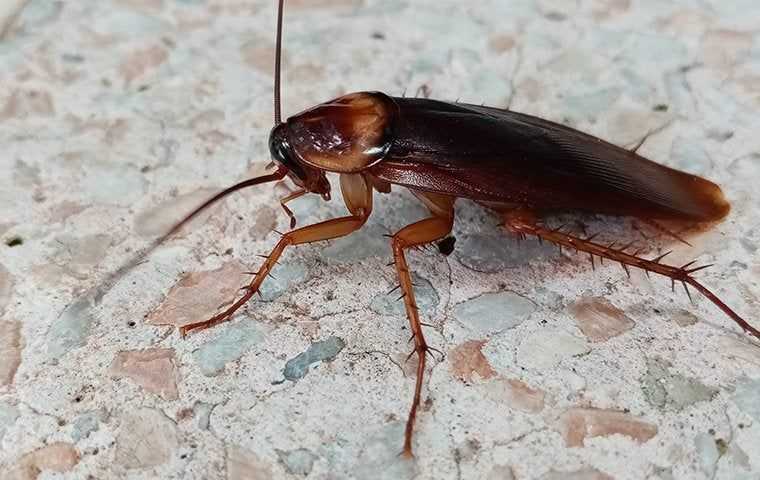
274;0;285;125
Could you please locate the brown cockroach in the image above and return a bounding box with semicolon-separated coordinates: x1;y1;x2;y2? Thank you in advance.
149;0;758;457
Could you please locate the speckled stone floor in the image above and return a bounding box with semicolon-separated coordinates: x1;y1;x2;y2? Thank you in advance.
1;1;760;479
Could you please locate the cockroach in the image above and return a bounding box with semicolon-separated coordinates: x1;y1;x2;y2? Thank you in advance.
146;0;758;457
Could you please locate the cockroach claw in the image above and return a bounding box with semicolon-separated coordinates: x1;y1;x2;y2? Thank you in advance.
425;345;445;362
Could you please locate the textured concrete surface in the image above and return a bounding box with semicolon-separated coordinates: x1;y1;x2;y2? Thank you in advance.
1;1;760;479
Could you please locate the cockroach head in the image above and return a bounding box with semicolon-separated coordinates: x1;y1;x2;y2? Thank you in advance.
269;122;331;200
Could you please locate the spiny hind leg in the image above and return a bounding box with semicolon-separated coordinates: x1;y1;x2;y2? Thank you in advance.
180;174;373;336
503;209;760;340
391;192;455;457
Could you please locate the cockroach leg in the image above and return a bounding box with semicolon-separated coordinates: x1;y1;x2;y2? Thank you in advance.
279;188;307;229
504;210;760;340
179;214;367;336
180;174;373;336
414;84;431;99
626;120;672;154
638;218;692;247
390;192;454;457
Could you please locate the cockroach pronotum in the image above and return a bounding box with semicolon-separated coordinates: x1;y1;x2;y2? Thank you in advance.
140;0;758;457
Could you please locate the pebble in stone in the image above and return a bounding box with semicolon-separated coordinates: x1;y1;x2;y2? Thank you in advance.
53;233;113;280
453;292;536;335
71;410;102;442
110;348;179;400
0;319;21;386
0;88;55;120
194;402;214;430
517;330;590;370
592;0;631;20
694;433;720;478
6;442;80;480
283;336;346;381
732;377;760;422
15;0;63;29
563;87;622;123
259;261;309;301
672;309;699;327
456;233;556;273
192;321;266;376
80;160;147;206
46;296;94;361
483;377;546;413
701;29;753;72
641;357;717;411
250;205;278;239
0;402;19;441
541;468;613;480
276;448;319;476
556;408;658;447
450;340;496;382
488;34;516;53
370;274;438;317
726;441;750;469
355;422;417;480
227;445;272;480
119;45;169;86
486;465;516;480
322;224;391;263
570;297;635;342
241;39;276;74
0;2;25;38
115;408;179;469
147;261;247;329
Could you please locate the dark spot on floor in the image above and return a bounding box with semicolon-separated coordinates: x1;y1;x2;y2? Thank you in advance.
5;236;23;247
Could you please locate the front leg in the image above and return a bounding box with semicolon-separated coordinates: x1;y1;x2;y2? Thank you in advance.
180;174;373;336
391;192;455;457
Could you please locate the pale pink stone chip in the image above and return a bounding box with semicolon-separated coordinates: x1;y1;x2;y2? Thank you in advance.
110;348;178;400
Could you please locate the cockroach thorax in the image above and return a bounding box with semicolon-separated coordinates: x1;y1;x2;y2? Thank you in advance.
283;91;397;174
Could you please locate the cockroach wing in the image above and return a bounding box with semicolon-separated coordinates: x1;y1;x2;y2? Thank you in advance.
370;98;729;221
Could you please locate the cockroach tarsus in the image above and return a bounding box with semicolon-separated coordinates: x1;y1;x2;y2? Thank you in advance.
139;0;757;458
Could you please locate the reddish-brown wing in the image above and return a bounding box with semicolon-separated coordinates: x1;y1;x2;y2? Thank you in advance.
369;96;729;222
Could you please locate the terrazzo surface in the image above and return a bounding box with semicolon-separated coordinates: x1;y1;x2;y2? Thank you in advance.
1;1;760;479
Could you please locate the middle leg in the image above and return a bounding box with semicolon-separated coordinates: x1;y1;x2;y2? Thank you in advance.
390;192;455;457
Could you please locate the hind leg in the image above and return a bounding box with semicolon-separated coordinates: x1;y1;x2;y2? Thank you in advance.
503;209;760;339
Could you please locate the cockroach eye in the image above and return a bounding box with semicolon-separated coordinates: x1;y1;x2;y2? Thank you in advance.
269;123;307;182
